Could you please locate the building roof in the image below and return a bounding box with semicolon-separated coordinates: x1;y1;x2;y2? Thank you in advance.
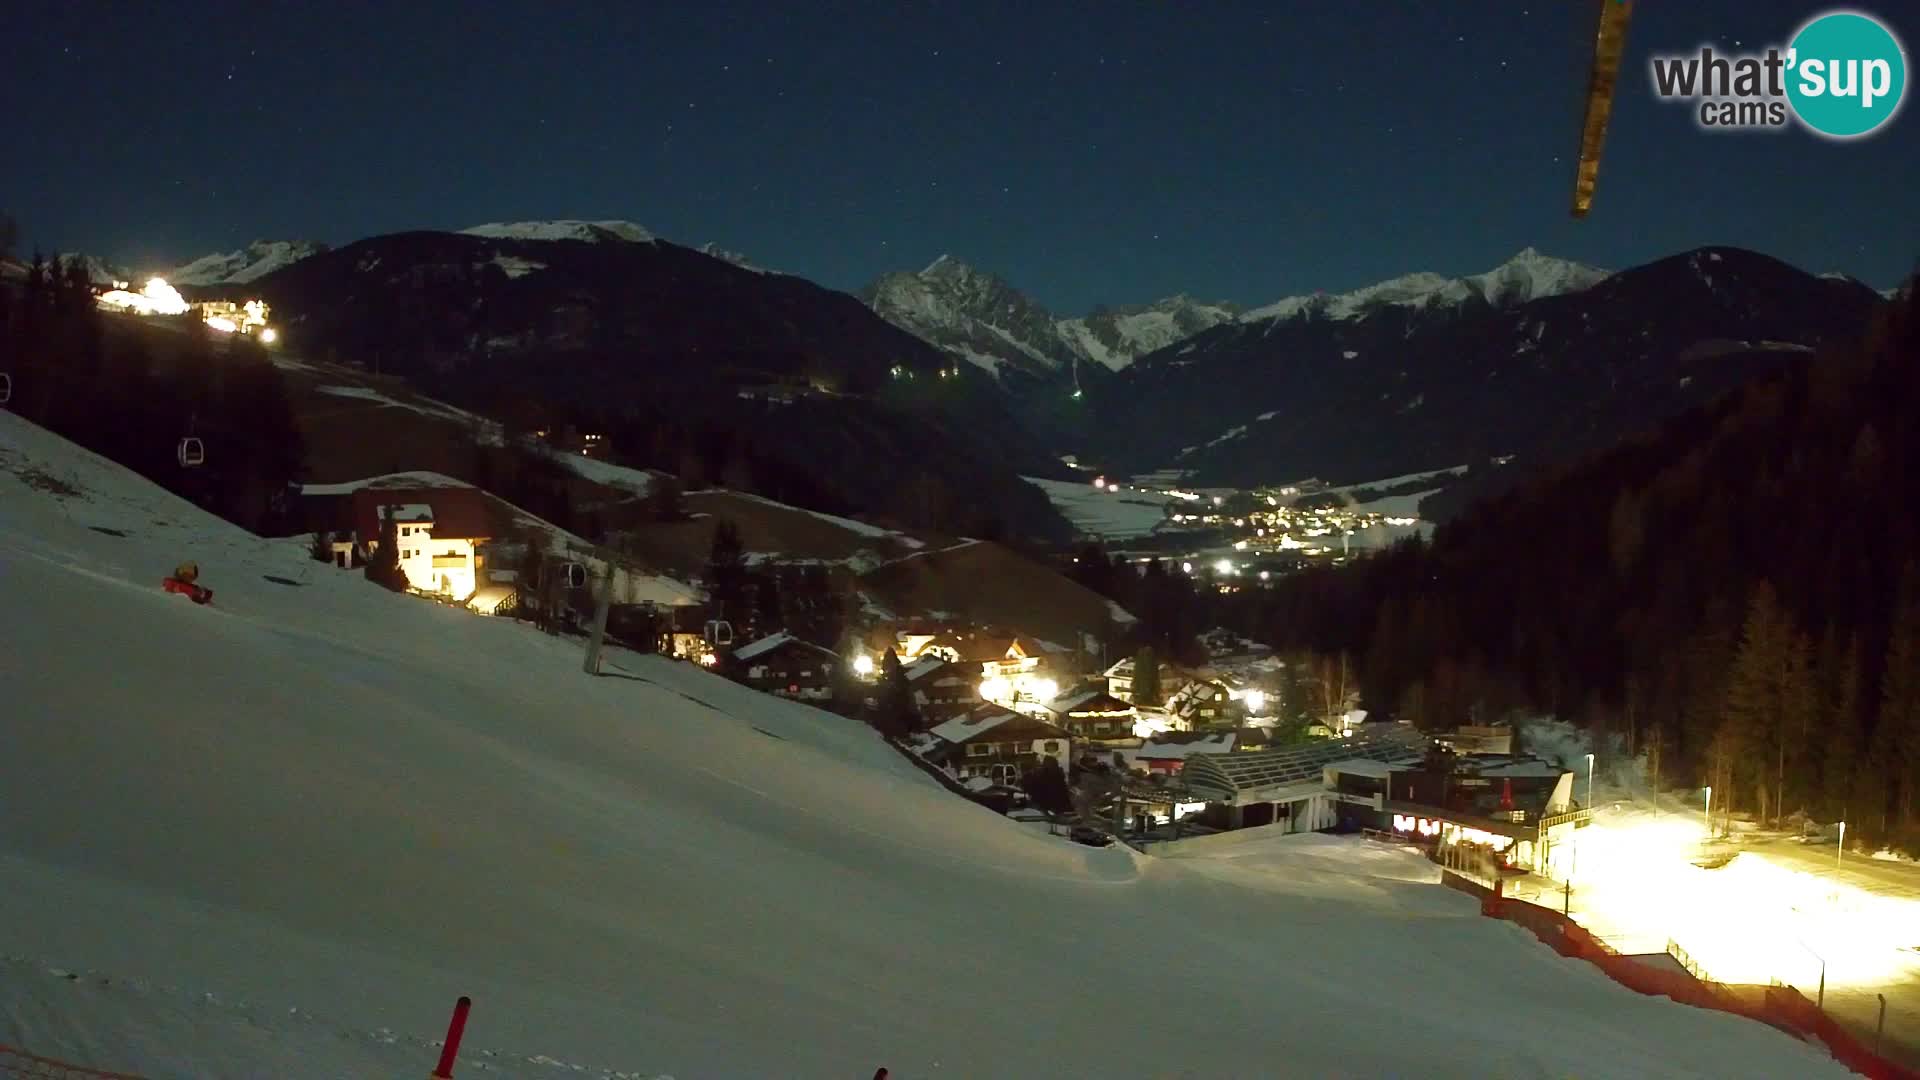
1181;725;1430;804
903;655;952;682
733;631;837;664
1124;733;1237;763
1326;758;1396;779
929;706;1020;744
350;486;496;544
1043;685;1134;716
928;705;1067;746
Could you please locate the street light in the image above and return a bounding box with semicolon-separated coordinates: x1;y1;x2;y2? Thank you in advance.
1585;752;1595;809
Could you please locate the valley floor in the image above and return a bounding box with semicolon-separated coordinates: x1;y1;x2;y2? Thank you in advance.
0;412;1859;1078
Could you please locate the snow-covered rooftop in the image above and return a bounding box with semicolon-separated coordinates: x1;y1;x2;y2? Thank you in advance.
928;707;1019;744
732;631;797;662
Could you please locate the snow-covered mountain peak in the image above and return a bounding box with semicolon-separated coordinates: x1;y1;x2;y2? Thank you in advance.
169;240;324;286
1467;249;1610;307
1059;295;1241;371
1243;250;1610;325
921;253;965;276
698;242;768;274
459;220;655;244
52;253;130;286
866;256;1245;378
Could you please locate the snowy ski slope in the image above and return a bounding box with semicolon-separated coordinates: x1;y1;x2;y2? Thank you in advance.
0;413;1853;1078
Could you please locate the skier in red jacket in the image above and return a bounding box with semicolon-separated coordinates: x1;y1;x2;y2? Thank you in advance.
162;561;214;605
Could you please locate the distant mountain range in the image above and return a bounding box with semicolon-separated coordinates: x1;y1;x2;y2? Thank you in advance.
46;241;325;288
861;255;1239;385
49;218;1904;535
234;223;1076;542
1084;246;1889;498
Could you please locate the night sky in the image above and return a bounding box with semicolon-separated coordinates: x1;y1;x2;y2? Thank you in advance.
12;1;1916;312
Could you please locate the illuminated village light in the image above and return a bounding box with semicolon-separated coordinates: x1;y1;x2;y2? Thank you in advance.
96;279;279;340
97;278;190;316
853;653;875;677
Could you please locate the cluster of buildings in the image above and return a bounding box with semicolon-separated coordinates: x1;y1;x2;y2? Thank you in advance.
92;277;279;342
294;478;1582;888
298;481;699;617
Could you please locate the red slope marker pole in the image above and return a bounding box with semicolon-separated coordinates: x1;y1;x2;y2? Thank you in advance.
431;996;472;1078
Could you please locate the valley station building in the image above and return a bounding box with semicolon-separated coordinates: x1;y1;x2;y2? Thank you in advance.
1177;724;1590;877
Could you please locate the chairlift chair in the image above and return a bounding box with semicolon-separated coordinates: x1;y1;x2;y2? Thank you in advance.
705;619;734;646
177;436;205;468
561;561;588;590
0;372;11;406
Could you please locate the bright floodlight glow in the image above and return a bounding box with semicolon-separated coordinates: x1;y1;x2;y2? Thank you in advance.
205;316;239;333
1180;561;1193;574
1241;689;1266;714
852;653;874;677
1547;804;1920;993
979;677;1011;703
1213;558;1233;575
1093;477;1106;489
1028;678;1058;703
97;277;190;316
260;327;279;344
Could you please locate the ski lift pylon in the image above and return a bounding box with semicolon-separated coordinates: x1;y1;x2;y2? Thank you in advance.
177;436;205;468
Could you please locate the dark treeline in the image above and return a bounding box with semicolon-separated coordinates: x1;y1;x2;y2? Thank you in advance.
0;245;305;534
701;518;850;647
1063;545;1213;667
1220;282;1920;850
474;386;1063;546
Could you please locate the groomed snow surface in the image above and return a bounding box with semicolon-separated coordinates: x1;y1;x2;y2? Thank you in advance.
0;413;1853;1078
1023;476;1177;541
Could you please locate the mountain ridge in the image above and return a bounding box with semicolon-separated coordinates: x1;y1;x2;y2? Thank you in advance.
1086;245;1888;494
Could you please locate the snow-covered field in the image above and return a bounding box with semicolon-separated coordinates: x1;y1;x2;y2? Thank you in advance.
1022;476;1174;541
0;413;1855;1078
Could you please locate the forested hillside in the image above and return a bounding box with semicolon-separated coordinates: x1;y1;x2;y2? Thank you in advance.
0;256;305;534
1231;279;1920;850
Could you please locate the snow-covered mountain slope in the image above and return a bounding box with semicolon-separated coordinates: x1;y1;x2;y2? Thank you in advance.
51;253;129;285
459;220;655;244
1057;295;1239;372
1242;247;1610;323
0;414;1853;1079
697;241;768;274
863;255;1077;380
863;256;1236;381
168;240;325;286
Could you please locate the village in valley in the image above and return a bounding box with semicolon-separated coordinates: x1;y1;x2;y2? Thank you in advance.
291;438;1587;881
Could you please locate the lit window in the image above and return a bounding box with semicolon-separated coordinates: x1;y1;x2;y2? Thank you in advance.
968;743;990;757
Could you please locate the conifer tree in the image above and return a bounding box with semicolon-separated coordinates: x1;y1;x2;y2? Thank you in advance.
1132;646;1161;707
364;507;408;592
875;647;917;738
705;519;747;627
1823;635;1864;822
1881;563;1920;826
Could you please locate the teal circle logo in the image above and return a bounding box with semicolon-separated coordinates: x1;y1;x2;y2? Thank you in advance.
1786;11;1907;138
